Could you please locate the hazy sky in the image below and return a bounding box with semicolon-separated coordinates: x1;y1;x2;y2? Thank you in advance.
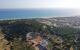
0;0;80;9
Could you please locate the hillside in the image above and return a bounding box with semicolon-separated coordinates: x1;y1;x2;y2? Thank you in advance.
0;17;80;50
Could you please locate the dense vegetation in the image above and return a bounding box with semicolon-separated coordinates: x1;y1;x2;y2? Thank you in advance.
0;19;80;50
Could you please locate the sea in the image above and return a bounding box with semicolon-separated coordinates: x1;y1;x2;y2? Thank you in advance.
0;9;78;20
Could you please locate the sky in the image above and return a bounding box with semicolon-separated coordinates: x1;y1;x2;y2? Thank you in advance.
0;0;80;9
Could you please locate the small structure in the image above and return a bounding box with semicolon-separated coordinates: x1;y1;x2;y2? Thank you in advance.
40;39;48;47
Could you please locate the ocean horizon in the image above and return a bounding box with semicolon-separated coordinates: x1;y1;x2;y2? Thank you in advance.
0;9;79;20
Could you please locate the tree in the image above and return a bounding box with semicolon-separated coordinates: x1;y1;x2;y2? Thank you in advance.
12;38;35;50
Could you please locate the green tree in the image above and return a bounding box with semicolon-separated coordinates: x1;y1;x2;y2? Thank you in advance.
12;38;35;50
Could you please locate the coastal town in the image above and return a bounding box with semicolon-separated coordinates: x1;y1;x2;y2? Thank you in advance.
36;17;80;28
